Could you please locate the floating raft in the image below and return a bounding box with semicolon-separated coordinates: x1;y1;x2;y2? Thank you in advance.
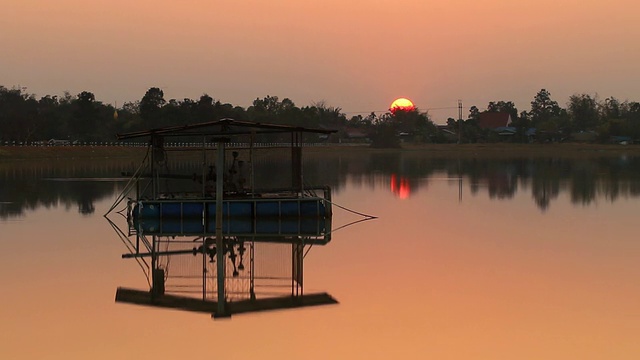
131;196;331;237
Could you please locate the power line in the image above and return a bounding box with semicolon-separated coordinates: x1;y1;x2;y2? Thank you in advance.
425;106;460;111
343;106;459;115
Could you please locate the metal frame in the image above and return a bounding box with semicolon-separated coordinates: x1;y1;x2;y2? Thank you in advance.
110;119;337;318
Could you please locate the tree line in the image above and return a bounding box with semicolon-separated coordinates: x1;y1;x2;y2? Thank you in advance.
0;86;366;144
1;86;640;145
448;89;640;143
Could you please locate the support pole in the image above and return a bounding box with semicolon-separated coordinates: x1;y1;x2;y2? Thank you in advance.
250;131;255;197
202;136;207;300
215;140;227;317
150;138;156;200
291;132;303;195
201;136;207;197
250;241;255;300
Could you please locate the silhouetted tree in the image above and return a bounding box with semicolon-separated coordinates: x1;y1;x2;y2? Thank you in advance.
71;91;99;141
0;87;40;142
140;87;166;128
196;94;216;121
468;106;481;122
568;94;599;131
487;101;518;120
391;108;434;142
530;89;564;128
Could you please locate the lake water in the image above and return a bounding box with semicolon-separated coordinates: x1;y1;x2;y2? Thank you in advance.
1;152;639;359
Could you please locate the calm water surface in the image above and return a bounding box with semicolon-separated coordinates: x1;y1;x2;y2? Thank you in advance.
1;153;639;359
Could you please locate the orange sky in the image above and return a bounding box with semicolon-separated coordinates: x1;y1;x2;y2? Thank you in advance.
3;0;639;122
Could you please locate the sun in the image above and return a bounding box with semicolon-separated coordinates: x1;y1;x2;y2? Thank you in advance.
390;98;415;113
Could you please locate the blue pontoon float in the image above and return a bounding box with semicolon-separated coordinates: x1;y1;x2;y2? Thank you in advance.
132;194;330;239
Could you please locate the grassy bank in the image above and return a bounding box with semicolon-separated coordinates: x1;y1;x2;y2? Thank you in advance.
0;146;149;162
2;143;640;162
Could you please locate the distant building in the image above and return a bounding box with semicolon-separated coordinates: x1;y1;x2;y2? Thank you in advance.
436;125;458;142
477;112;512;130
341;127;369;143
344;127;368;139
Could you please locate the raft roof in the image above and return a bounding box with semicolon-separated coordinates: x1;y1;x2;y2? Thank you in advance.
115;287;338;317
116;118;337;140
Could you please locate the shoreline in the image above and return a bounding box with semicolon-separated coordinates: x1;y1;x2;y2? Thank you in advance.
2;143;640;162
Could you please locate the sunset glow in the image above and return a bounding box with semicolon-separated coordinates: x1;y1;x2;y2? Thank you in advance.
390;98;415;113
3;1;639;123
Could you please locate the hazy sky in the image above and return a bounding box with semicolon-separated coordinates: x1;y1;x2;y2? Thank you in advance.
3;0;639;123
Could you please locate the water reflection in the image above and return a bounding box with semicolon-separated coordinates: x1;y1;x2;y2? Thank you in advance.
3;153;640;217
2;151;640;357
0;159;135;219
390;174;411;199
110;231;338;318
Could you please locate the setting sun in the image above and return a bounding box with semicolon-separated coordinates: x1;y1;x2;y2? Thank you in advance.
389;98;415;113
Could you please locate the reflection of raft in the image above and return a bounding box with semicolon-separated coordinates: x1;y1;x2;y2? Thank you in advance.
130;196;331;237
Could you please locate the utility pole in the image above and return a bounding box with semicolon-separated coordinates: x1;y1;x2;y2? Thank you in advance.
458;100;463;144
457;100;463;201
